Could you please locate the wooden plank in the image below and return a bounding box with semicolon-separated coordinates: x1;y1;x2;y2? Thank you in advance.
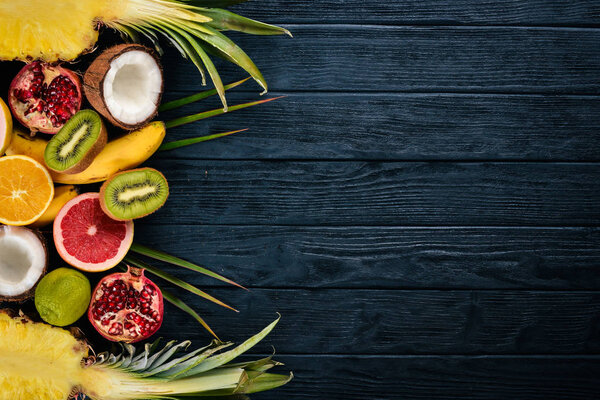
161;26;600;94
157;93;600;161
134;225;600;289
143;160;600;226
250;355;600;400
148;289;600;355
232;0;600;25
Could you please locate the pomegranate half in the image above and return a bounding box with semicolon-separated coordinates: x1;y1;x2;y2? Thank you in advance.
53;192;133;272
9;61;82;134
89;266;163;343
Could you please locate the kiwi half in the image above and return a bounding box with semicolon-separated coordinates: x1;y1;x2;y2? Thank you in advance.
44;109;107;174
100;168;169;220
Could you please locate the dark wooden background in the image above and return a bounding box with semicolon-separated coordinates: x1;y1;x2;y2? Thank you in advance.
147;1;600;399
5;1;600;399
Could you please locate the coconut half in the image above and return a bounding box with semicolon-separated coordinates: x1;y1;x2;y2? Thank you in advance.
84;44;163;130
0;226;47;301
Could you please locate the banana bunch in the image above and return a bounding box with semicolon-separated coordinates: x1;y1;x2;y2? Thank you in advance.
6;122;165;184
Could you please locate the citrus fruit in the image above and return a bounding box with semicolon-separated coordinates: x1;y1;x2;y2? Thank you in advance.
0;155;54;225
34;267;91;326
53;192;134;272
0;97;12;154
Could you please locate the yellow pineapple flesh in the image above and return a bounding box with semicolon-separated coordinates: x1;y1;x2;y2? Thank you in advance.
0;311;87;400
0;0;128;61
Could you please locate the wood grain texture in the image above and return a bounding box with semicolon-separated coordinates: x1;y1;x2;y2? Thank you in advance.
232;0;600;25
249;355;600;400
152;289;600;355
134;225;600;289
143;160;600;226
161;26;600;94
157;93;600;161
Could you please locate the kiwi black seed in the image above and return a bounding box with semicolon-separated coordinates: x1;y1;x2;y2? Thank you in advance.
44;109;107;174
100;168;169;221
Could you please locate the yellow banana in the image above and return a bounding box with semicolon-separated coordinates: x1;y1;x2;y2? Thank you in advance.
30;184;79;227
6;121;166;184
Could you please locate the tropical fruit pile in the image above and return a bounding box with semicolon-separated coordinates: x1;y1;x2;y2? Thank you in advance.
0;1;292;399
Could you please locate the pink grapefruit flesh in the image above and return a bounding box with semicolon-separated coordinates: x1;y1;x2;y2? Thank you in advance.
53;192;134;272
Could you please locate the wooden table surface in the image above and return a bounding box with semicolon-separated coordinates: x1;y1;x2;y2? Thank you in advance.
146;1;600;399
5;1;600;399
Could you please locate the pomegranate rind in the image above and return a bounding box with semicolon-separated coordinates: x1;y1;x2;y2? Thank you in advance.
8;62;82;134
88;267;164;343
0;97;13;155
53;192;134;272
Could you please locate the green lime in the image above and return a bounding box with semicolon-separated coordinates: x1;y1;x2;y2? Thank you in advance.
35;267;91;327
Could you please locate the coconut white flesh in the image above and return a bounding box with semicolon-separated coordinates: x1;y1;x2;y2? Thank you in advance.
103;50;162;125
0;226;46;297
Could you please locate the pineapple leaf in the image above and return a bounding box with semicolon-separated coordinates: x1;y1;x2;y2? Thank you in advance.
130;243;245;289
189;25;268;93
176;316;281;378
155;22;208;85
159;77;250;112
159;129;248;152
125;255;238;312
202;8;292;36
162;288;220;340
158;18;228;109
154;342;232;378
165;96;283;129
180;0;250;7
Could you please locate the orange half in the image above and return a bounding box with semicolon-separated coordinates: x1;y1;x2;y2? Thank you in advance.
0;155;54;225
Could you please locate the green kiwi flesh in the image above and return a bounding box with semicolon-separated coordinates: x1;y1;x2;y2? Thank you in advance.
100;168;169;220
44;109;107;174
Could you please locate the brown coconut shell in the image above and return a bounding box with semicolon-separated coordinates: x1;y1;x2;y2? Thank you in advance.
0;227;48;303
48;119;107;175
99;167;169;221
83;44;164;130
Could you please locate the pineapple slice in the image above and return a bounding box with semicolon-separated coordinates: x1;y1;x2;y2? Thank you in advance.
0;310;291;400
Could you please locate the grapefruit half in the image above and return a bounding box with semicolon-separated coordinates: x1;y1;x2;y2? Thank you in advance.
53;192;133;272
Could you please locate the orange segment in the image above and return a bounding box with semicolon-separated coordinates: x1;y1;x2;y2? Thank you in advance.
0;155;54;225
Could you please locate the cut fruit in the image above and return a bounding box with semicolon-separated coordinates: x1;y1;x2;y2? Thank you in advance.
88;266;163;343
100;168;169;220
0;226;47;302
84;44;163;130
0;155;54;226
44;110;107;174
8;61;82;134
53;192;134;272
0;97;12;155
29;184;79;228
0;0;290;110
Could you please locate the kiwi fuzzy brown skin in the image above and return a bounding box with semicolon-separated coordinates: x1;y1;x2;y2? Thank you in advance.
99;167;169;221
45;116;108;175
0;228;47;303
83;44;164;130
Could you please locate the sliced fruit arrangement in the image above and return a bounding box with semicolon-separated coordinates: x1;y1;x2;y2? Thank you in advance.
0;310;290;400
8;122;166;184
0;226;47;302
29;184;78;228
8;61;82;134
100;168;169;220
0;0;290;109
0;155;54;225
44;110;107;174
0;97;12;154
84;44;163;130
88;266;163;343
53;193;134;272
35;267;91;326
